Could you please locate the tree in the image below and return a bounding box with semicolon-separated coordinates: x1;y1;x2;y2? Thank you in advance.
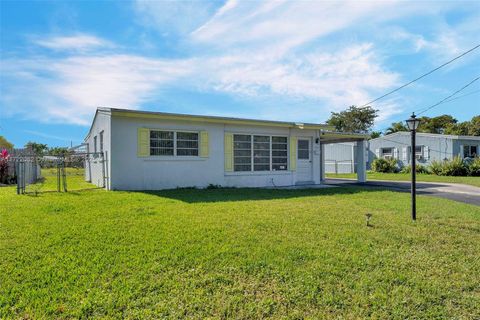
385;122;408;135
467;115;480;136
444;122;469;135
49;147;71;157
326;106;378;133
0;136;14;150
370;131;382;139
25;141;48;156
417;115;457;134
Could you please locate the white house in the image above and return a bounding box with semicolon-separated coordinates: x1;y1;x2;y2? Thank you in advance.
323;132;480;171
84;107;368;190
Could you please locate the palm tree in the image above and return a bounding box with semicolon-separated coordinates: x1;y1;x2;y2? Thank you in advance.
385;122;408;135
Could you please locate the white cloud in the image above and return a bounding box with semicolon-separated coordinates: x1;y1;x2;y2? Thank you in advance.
134;0;221;36
33;34;113;51
3;1;478;127
1;54;192;125
192;1;382;53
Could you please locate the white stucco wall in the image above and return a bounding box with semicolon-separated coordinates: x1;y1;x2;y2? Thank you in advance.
109;115;322;190
84;110;111;188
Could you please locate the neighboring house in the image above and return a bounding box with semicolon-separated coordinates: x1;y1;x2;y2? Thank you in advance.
368;132;480;168
84;107;368;190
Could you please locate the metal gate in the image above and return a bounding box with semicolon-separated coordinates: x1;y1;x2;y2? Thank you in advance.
15;153;105;194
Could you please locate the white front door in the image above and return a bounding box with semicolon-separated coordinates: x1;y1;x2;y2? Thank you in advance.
297;138;313;183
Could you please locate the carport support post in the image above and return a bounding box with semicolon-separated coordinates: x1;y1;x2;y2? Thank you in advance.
356;140;367;183
320;142;325;182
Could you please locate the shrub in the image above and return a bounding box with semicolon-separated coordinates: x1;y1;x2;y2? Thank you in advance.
429;160;444;175
400;164;429;174
371;158;398;173
0;149;10;184
468;157;480;176
206;184;222;189
440;156;468;176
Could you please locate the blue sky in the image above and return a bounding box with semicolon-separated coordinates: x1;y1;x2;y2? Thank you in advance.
1;0;479;148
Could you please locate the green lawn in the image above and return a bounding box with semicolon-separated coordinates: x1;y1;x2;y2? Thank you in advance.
24;168;100;193
1;178;480;318
326;172;480;187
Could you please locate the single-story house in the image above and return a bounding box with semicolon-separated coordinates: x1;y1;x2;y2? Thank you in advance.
368;132;480;167
84;107;368;190
325;132;480;171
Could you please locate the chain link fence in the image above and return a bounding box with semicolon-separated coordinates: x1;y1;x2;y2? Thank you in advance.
14;152;105;195
325;160;356;174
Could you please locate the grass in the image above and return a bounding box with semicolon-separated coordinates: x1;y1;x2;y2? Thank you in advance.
25;168;101;193
1;176;480;318
326;172;480;187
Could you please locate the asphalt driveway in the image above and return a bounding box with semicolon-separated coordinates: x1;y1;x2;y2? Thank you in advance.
324;178;480;206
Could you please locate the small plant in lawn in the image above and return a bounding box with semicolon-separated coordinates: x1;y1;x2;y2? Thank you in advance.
371;158;398;173
365;213;372;227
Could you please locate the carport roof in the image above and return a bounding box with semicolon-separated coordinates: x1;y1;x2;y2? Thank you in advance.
319;131;369;144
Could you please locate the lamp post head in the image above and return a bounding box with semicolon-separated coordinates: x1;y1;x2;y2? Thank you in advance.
406;112;421;131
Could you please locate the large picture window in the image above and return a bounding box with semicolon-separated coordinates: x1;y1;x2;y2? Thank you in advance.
233;134;288;172
150;130;198;156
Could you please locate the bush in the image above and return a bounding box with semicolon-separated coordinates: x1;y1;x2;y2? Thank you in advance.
400;164;429;174
435;156;468;176
371;158;398;173
442;156;468;176
468;157;480;176
0;149;10;184
429;160;444;175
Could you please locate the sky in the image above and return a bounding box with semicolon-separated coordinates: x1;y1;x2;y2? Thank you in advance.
1;0;479;148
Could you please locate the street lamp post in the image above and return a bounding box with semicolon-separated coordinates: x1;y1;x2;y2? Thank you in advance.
405;113;421;221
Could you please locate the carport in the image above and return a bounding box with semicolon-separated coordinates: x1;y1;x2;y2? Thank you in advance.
319;131;369;183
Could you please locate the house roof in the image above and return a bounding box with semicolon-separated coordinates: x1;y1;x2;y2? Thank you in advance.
85;107;368;142
106;107;334;129
370;131;480;142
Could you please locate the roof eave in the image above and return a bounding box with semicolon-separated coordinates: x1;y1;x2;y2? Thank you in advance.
109;108;333;130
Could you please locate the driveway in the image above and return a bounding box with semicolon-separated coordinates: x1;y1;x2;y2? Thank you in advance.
324;178;480;206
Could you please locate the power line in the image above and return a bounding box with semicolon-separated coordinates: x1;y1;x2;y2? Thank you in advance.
416;76;480;115
437;88;480;104
359;43;480;108
372;77;480;133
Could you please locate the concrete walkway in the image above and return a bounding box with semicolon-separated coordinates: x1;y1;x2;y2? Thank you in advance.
324;178;480;206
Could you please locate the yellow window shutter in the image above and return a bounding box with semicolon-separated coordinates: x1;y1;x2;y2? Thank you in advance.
224;133;234;172
199;131;209;157
137;128;150;157
290;136;297;171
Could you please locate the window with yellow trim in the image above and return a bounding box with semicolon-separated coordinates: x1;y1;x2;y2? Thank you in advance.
233;134;288;172
150;130;198;156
